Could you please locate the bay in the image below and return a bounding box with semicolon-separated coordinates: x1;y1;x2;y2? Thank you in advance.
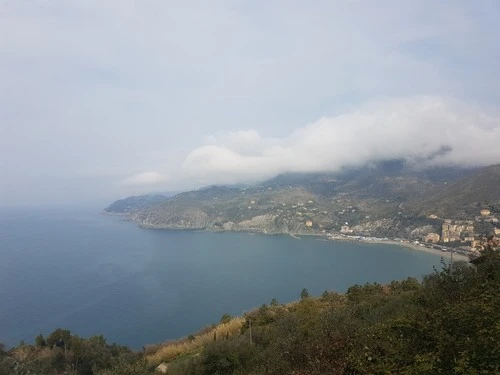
0;207;444;349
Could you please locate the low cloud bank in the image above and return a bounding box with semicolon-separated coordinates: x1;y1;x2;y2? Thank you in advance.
181;96;500;185
122;171;168;186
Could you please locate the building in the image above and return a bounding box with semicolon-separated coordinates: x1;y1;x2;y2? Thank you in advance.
340;225;353;234
441;220;475;243
481;209;491;216
471;240;483;251
428;214;439;219
305;220;313;228
423;233;440;243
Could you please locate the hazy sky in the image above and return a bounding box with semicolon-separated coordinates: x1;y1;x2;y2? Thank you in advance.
1;1;500;206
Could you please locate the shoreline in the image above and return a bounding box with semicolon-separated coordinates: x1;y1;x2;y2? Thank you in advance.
285;232;470;261
123;216;472;262
319;235;470;261
370;239;469;261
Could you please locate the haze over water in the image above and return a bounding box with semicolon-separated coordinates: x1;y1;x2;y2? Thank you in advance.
0;207;444;349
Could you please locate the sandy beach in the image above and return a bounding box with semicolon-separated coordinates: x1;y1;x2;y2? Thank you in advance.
380;239;470;261
303;234;471;262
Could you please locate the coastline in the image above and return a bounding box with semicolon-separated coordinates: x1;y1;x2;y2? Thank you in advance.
374;239;469;261
120;214;472;262
321;236;470;261
285;232;470;261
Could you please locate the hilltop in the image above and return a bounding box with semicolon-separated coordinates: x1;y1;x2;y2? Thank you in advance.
104;194;169;215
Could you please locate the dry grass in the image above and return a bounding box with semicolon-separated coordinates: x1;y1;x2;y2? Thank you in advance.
11;346;55;362
146;317;245;365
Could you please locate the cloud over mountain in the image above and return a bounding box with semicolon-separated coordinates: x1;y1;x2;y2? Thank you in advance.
2;1;500;203
181;96;500;185
122;171;168;187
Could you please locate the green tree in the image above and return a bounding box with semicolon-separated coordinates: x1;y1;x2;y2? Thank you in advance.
259;304;268;314
220;313;232;324
300;288;310;300
35;333;46;347
71;335;113;375
46;328;72;349
201;338;256;375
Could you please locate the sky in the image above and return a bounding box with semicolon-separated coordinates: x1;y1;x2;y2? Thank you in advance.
1;0;500;206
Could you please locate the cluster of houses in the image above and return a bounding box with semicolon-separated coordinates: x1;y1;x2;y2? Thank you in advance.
422;208;500;253
326;208;499;256
244;195;498;255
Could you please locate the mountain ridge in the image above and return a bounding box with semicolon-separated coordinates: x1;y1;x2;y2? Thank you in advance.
106;163;500;240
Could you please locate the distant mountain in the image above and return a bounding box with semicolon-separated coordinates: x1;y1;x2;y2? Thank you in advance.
117;163;498;238
409;164;500;218
261;161;476;203
104;194;169;214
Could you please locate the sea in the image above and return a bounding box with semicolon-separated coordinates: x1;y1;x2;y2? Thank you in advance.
0;206;445;349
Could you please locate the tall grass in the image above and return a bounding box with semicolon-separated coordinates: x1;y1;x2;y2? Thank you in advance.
146;317;244;365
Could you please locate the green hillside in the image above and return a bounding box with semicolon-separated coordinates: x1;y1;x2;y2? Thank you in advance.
127;164;499;239
410;164;500;217
104;194;169;214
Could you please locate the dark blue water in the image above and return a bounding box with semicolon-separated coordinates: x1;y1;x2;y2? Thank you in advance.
0;207;443;349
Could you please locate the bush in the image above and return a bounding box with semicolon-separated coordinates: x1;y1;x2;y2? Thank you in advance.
220;313;232;324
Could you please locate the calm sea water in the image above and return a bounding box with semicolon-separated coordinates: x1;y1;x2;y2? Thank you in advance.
0;207;443;349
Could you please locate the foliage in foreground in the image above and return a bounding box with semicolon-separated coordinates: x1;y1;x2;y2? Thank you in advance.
164;242;500;375
1;241;499;375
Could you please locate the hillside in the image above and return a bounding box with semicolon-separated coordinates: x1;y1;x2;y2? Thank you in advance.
409;164;500;218
127;163;500;239
104;194;169;214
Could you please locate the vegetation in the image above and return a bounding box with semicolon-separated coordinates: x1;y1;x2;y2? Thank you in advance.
0;330;146;375
130;164;500;238
104;194;169;215
1;240;499;375
145;317;244;366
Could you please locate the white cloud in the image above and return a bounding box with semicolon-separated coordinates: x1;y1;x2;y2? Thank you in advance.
181;96;500;185
1;1;500;203
121;171;168;187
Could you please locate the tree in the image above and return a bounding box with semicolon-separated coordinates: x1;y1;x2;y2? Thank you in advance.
71;335;114;375
220;313;232;324
201;338;256;375
259;304;268;314
35;333;46;348
270;298;279;307
300;288;310;300
46;328;71;350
